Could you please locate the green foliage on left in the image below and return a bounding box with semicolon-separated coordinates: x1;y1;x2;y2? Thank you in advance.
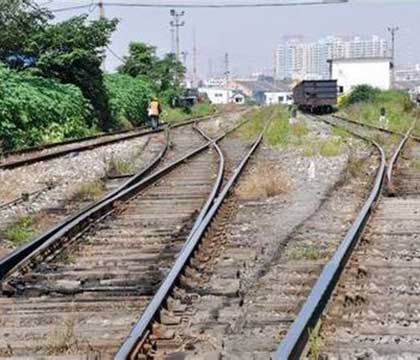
0;0;52;60
0;65;93;151
105;73;153;127
28;15;119;130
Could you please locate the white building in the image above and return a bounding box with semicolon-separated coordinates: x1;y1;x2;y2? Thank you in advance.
329;57;391;94
198;88;245;105
276;35;389;81
265;91;293;105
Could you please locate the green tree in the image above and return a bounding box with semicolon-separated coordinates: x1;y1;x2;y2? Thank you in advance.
0;0;51;61
117;42;158;78
118;42;186;104
28;15;118;130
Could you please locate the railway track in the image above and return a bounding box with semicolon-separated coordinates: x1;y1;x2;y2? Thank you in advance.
0;115;214;171
140;113;380;359
321;115;402;159
275;115;416;359
317;125;420;358
0;109;261;359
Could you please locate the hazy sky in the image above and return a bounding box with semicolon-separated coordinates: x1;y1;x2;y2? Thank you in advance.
42;0;420;78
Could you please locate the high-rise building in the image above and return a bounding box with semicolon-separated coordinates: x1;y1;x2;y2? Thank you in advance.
276;35;389;80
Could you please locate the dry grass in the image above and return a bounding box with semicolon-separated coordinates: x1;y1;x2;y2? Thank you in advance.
287;245;321;261
236;162;292;200
72;180;105;201
107;156;136;176
46;318;78;355
346;153;365;178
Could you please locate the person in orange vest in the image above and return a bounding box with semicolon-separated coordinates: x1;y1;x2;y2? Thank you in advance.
148;96;162;130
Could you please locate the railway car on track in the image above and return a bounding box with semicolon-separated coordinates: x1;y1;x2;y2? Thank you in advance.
293;79;338;114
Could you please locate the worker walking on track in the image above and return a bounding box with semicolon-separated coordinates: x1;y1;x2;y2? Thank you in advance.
148;97;162;130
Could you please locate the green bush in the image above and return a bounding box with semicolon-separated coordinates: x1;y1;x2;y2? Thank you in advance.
341;87;415;133
0;65;93;151
105;73;153;128
341;85;381;107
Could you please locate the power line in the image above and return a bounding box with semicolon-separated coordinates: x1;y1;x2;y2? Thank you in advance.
106;46;125;63
51;0;347;12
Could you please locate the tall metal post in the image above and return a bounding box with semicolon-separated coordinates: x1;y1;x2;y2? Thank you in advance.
192;28;197;88
98;0;105;19
388;26;399;89
99;0;106;71
170;10;185;62
224;52;230;89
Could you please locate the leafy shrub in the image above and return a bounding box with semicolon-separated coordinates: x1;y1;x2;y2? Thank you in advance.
0;65;93;151
341;85;381;107
105;73;153;127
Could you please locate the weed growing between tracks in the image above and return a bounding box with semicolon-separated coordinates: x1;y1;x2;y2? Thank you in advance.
236;161;293;200
5;215;36;246
72;180;105;201
107;156;136;176
162;103;216;124
287;245;321;260
46;318;79;355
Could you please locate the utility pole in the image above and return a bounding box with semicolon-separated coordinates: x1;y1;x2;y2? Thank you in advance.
192;28;198;88
170;9;185;62
224;52;230;89
388;26;399;89
208;58;213;79
170;27;175;54
99;0;106;71
181;51;188;67
98;0;105;19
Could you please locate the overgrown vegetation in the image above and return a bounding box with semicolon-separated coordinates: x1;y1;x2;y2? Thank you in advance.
105;74;153;127
0;65;93;150
5;215;36;246
0;0;199;151
340;85;416;134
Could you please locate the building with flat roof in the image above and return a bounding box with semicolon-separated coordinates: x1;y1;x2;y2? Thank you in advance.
329;57;391;94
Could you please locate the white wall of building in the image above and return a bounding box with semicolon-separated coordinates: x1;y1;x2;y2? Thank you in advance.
199;88;245;105
331;58;391;93
265;91;293;105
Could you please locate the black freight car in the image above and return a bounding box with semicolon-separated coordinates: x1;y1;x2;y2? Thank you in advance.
293;80;337;114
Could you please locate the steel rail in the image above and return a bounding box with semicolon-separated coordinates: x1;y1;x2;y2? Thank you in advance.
0;126;169;283
189;123;225;235
0;115;219;283
386;123;415;191
115;113;271;360
0;114;216;170
332;114;420;142
275;115;387;359
0;113;243;285
2;126;148;158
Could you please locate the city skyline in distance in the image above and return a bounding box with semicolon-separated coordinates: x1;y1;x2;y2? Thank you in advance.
45;1;420;79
